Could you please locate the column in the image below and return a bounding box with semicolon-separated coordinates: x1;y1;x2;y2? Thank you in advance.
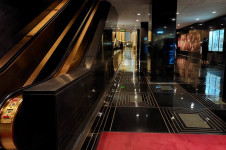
150;0;177;80
140;22;149;60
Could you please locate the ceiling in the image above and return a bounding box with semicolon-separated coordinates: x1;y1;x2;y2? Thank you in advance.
106;0;226;31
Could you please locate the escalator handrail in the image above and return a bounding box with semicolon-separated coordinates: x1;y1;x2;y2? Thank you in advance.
0;0;96;109
37;0;96;82
0;0;71;73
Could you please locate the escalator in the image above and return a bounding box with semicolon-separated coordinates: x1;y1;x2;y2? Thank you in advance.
0;0;112;149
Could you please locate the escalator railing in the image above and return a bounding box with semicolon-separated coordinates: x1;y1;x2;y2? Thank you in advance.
0;0;111;149
0;0;97;149
23;2;114;149
0;0;90;99
0;0;69;72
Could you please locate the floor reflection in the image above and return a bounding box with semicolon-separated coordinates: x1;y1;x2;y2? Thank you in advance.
82;48;226;150
175;55;225;106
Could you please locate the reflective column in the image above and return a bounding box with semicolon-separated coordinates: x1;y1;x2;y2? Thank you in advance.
150;0;177;81
140;22;149;60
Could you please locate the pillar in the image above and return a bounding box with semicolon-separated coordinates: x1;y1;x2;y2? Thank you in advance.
150;0;177;80
140;22;149;60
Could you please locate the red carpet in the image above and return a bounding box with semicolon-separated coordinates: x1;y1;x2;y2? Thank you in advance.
96;132;226;150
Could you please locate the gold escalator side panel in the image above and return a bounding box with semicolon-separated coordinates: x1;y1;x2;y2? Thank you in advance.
56;1;100;75
0;98;22;150
23;0;90;87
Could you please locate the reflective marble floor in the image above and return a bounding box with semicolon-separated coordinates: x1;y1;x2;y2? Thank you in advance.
81;48;226;149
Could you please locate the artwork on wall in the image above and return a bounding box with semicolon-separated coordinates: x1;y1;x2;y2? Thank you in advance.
178;32;201;52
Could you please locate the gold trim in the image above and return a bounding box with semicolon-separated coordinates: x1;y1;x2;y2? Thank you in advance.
0;0;69;69
56;1;100;75
0;97;22;150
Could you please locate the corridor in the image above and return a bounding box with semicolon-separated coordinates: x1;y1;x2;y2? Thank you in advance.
82;47;226;149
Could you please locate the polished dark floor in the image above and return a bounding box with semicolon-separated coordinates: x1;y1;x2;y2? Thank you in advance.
81;48;226;150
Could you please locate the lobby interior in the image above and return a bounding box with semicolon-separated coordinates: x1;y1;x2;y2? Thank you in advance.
0;0;226;149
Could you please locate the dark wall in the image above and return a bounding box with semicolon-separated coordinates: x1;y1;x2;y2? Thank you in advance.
0;0;59;58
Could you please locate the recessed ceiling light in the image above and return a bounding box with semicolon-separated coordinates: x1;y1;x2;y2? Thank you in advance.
196;18;199;20
221;24;224;25
212;11;216;13
176;12;179;15
164;26;167;28
137;13;141;16
199;24;203;25
136;20;139;22
172;18;176;21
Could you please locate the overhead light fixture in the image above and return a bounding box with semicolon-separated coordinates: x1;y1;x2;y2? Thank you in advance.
164;26;167;28
172;18;176;21
136;20;139;22
221;24;224;25
212;11;216;13
199;24;203;25
137;13;141;16
176;12;179;15
196;18;199;20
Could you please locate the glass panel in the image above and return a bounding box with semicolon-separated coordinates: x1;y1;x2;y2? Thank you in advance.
212;30;219;51
208;31;213;51
219;29;224;52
